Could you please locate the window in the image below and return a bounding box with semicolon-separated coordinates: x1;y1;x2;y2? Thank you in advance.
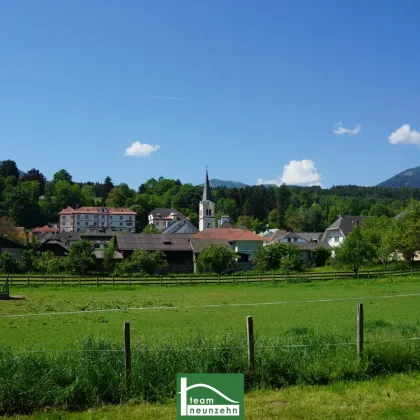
129;216;132;221
77;222;80;226
85;222;88;226
77;215;80;220
205;209;209;216
120;222;123;226
101;222;105;226
156;222;159;227
207;223;210;228
101;215;104;219
126;222;132;226
334;236;339;243
120;216;123;220
287;238;291;242
208;209;212;216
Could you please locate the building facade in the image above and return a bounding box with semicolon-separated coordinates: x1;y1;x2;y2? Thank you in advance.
59;206;136;233
148;208;187;231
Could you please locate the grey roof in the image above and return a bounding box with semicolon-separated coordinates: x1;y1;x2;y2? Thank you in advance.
0;235;26;248
267;230;288;242
394;210;407;220
282;231;301;239
39;231;81;244
42;240;70;251
295;232;324;242
202;168;213;201
93;250;123;259
80;231;115;238
150;208;186;219
324;215;369;237
190;238;231;254
161;220;199;235
116;233;193;252
295;242;331;251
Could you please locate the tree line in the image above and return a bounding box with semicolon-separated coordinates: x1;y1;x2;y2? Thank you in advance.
1;159;419;234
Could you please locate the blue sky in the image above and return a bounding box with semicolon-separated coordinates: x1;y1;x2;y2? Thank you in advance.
1;0;420;189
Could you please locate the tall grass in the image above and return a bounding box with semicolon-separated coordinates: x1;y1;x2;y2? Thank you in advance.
1;332;420;415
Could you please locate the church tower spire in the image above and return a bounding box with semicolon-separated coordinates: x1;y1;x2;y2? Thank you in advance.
199;166;216;231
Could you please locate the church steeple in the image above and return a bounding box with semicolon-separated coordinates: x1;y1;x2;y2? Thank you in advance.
202;166;213;202
199;166;216;231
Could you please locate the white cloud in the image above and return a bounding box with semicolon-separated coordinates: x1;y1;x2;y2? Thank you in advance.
388;124;420;145
124;141;161;157
333;121;361;136
257;159;322;187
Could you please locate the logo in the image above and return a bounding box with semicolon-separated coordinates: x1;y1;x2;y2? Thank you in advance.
176;373;244;419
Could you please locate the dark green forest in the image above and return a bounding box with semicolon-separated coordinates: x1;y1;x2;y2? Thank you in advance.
0;159;418;233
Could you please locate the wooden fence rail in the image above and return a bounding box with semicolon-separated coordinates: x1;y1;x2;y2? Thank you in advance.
3;267;420;286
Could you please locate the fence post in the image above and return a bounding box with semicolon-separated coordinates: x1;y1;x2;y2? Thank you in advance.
259;273;261;282
400;269;402;277
204;274;206;285
44;276;46;285
78;276;81;286
334;271;336;280
190;275;192;285
272;273;274;282
246;274;249;284
112;276;115;285
129;277;131;286
27;276;29;285
368;271;370;280
357;303;364;362
96;276;99;286
124;322;132;391
61;276;64;285
322;272;324;281
246;316;255;376
218;274;220;284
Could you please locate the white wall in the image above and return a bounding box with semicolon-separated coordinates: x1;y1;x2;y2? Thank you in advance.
199;200;216;231
325;229;344;247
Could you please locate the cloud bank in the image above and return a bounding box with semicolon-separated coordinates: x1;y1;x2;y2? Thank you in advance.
388;124;420;145
124;141;161;157
257;159;322;187
333;122;361;136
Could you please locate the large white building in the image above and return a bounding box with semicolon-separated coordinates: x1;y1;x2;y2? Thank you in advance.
199;168;216;231
148;208;187;231
59;206;136;233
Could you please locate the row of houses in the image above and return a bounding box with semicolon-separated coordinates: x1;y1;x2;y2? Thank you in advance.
0;214;372;273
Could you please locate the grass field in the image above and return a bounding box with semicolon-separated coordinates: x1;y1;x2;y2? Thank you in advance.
1;276;420;416
1;275;420;350
7;373;420;419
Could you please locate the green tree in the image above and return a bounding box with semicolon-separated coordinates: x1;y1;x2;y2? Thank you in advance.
35;251;59;274
115;250;168;275
361;216;397;269
0;252;19;273
141;224;159;234
106;187;127;207
310;246;331;267
53;169;72;184
0;160;19;179
103;176;114;197
256;242;287;270
102;240;117;270
369;203;393;218
21;168;46;195
197;244;237;274
332;227;375;276
67;240;95;275
280;244;302;273
81;185;96;205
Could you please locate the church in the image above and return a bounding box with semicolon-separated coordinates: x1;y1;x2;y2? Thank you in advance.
199;167;216;231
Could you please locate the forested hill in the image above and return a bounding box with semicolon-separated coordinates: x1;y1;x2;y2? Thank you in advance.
1;159;419;233
379;166;420;188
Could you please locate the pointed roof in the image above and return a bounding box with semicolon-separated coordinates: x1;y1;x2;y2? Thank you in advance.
202;167;213;202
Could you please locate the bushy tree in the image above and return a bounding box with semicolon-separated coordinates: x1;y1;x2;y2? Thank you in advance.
52;169;72;184
114;250;168;276
197;244;237;274
102;240;117;270
0;252;19;273
35;251;60;274
394;200;420;262
0;160;19;179
141;224;159;234
256;243;287;270
22;168;46;195
310;246;331;267
280;244;302;273
332;227;375;276
67;240;95;275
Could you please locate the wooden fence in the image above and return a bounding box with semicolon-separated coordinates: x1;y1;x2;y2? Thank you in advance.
3;267;420;286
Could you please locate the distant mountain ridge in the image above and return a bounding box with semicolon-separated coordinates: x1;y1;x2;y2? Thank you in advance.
379;166;420;188
199;179;249;188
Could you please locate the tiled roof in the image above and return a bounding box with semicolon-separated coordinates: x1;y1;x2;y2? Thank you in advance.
31;225;59;233
149;208;187;220
192;228;265;242
93;250;123;259
59;206;136;215
116;233;193;251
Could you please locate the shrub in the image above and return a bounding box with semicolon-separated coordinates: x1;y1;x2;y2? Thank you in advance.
310;247;331;267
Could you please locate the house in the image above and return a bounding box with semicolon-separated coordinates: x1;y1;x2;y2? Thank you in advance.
191;227;265;265
115;233;194;272
148;208;187;231
59;206;136;233
322;215;369;247
294;242;331;262
38;233;69;257
161;220;199;235
269;231;323;244
79;230;114;249
0;235;26;259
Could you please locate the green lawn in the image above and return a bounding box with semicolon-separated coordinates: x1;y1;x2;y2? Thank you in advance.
1;275;420;350
8;372;420;419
